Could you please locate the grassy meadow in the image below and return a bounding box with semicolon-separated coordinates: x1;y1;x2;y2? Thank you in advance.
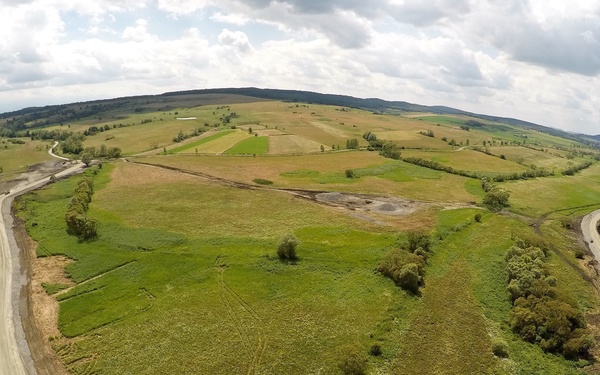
0;138;54;181
8;95;600;374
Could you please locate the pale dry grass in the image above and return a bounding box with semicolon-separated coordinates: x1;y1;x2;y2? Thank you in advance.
137;153;480;203
487;146;573;169
192;130;252;154
403;149;528;173
268;135;328;154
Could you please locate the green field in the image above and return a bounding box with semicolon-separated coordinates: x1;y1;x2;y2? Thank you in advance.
225;136;269;154
5;93;600;374
0;138;54;181
16;162;595;374
169;130;236;153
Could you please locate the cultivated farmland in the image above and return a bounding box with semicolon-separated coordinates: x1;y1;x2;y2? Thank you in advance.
3;90;600;375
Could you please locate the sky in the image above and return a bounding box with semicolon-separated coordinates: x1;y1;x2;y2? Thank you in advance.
1;1;600;135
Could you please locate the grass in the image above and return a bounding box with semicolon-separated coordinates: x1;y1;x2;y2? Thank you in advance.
17;160;597;374
225;136;269;154
402;149;528;175
268;135;327;154
504;164;600;217
168;129;236;153
187;130;252;154
0;138;54;181
10;98;600;374
18;162;419;374
41;282;71;295
137;153;481;203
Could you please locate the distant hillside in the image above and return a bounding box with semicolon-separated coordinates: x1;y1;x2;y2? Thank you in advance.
163;88;598;145
1;87;599;147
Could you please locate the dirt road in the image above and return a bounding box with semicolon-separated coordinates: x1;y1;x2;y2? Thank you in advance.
0;143;82;375
581;209;600;264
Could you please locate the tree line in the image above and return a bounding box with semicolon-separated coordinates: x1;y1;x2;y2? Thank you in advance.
65;177;98;240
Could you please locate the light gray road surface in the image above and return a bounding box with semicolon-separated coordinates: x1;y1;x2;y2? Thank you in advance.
581;209;600;262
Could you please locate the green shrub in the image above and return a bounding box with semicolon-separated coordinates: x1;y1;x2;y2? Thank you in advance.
378;249;425;293
345;169;355;178
506;243;595;358
491;338;509;358
406;231;430;253
338;344;367;375
474;213;482;222
277;233;299;260
253;178;273;185
483;187;510;211
369;343;382;357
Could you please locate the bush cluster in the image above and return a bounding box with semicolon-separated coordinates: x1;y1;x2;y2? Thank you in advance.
276;233;298;260
481;177;510;211
506;242;594;358
65;177;98;240
377;232;431;293
173;127;205;143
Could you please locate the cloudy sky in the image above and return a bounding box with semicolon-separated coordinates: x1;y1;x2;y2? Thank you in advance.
1;0;600;135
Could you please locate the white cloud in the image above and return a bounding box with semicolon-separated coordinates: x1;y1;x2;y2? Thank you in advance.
1;0;600;135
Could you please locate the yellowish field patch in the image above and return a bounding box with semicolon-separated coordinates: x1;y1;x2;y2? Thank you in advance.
268;135;328;154
258;129;288;136
192;130;252;154
503;164;600;216
0;139;54;180
310;121;348;138
97;161;383;237
138;153;480;203
403;149;528;173
487;146;573;169
378;130;421;141
83;118;206;154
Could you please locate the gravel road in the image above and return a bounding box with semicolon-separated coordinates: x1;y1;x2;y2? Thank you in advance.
581;209;600;263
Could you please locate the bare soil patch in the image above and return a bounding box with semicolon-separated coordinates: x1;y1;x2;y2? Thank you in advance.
315;192;423;215
0;160;68;193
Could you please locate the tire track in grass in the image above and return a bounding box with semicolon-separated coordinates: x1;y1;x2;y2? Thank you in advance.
214;256;265;375
55;260;137;298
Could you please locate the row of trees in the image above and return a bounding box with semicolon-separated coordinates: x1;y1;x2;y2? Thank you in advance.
362;132;401;159
402;157;479;179
172;127;204;143
65;177;98;240
562;161;593;176
506;241;594;358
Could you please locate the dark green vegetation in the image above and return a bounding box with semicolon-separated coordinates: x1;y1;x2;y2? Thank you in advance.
64;177;97;240
4;90;600;374
506;241;594;358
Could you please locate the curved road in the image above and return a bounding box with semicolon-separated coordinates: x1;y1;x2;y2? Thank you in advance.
0;143;82;375
581;209;600;263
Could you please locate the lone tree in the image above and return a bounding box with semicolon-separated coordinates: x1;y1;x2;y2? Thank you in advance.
80;151;93;167
277;233;299;260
